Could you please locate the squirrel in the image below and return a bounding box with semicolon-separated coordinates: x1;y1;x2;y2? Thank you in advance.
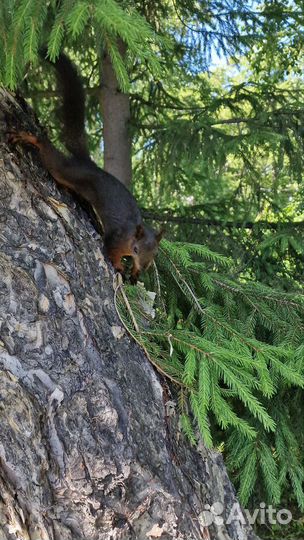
8;53;162;283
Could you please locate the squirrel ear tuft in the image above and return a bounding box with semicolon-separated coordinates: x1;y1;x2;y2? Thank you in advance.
156;229;164;242
135;224;145;240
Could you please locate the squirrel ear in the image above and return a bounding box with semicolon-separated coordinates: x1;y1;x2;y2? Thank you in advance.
156;229;164;242
135;224;145;240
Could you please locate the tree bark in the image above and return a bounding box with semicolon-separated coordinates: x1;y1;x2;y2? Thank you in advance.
100;40;132;188
0;90;260;540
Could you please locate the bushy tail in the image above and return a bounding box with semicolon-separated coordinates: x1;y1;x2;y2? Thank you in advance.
41;50;90;159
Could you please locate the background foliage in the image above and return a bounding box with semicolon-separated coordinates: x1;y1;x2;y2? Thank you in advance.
1;0;304;537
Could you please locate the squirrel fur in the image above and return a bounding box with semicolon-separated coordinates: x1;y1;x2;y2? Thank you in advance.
8;53;162;282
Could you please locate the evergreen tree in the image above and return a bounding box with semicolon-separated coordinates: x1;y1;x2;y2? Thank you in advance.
1;1;304;535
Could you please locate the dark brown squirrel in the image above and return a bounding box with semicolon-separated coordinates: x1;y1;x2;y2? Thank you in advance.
8;53;162;283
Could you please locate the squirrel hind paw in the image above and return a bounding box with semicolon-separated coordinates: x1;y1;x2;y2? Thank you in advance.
7;130;37;146
6;130;20;144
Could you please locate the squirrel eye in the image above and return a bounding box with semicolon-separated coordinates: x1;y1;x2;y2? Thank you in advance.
134;246;139;254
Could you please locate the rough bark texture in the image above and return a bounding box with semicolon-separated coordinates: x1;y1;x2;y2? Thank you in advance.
100;41;132;187
0;90;260;540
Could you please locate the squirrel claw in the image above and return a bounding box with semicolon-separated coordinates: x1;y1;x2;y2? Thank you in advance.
129;274;139;285
7;131;20;144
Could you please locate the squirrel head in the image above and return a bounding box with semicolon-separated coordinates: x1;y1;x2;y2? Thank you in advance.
132;224;163;271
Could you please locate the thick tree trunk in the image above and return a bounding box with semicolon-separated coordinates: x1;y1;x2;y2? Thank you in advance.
100;41;132;188
0;90;260;540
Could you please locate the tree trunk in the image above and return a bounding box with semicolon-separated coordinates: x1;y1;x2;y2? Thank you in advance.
0;90;259;540
100;40;132;188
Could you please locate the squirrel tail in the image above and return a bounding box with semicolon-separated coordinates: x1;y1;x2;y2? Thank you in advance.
41;49;90;160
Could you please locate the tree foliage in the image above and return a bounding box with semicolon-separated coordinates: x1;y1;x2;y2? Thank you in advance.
116;239;304;510
0;0;163;90
1;0;304;534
